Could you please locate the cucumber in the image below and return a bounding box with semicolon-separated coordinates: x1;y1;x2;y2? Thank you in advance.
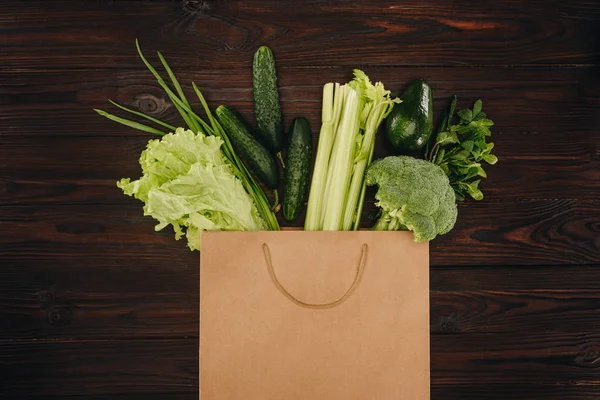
252;46;284;157
215;105;280;189
282;117;312;221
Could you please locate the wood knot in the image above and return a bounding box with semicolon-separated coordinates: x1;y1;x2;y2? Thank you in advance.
47;307;73;326
431;313;461;334
182;0;217;15
575;344;600;368
39;288;56;301
133;94;170;116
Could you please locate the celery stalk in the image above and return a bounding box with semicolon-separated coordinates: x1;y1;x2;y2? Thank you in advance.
304;69;399;231
343;102;390;230
305;83;336;231
322;87;361;230
319;84;348;226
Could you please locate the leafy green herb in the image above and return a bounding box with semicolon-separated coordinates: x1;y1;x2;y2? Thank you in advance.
428;98;498;201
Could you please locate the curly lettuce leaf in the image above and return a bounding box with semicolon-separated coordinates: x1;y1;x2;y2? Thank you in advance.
117;127;266;251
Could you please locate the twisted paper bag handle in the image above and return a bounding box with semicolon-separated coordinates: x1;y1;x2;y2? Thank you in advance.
262;243;368;309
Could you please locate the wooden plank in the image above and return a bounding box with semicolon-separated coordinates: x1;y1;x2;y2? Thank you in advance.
1;134;597;204
431;286;600;334
0;201;597;267
1;66;598;204
2;257;600;340
3;388;599;400
0;339;198;397
431;384;600;400
4;388;598;400
1;335;599;398
13;396;196;400
3;67;599;142
1;1;599;69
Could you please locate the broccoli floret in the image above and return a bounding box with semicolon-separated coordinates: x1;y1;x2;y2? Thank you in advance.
365;156;458;242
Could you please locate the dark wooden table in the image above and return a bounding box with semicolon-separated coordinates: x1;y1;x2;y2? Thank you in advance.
2;1;600;399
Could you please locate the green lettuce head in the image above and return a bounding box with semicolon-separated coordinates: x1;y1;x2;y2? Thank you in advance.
118;128;266;251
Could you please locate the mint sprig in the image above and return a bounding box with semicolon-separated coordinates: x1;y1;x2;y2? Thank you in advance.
429;98;498;201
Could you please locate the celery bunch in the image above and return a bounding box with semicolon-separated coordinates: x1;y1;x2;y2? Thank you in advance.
305;70;400;231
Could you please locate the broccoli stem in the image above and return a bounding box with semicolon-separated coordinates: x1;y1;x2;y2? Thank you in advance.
388;218;401;231
372;215;409;231
372;215;391;230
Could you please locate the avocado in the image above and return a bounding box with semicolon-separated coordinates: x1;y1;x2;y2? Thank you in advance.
385;79;433;154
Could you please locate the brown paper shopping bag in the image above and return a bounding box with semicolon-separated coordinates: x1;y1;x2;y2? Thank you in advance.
200;230;430;400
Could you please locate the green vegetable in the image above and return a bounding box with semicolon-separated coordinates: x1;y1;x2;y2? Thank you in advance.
117;128;267;251
385;79;433;153
428;98;498;201
253;46;284;162
365;156;458;242
215;105;280;190
305;70;400;231
282;117;312;221
96;40;279;231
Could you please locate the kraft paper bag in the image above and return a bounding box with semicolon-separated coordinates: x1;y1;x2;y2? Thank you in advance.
200;230;430;400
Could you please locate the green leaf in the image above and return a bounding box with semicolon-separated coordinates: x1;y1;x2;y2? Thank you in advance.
453;188;466;202
448;96;457;123
468;187;484;200
478;126;493;137
157;50;191;109
464;162;482;169
107;100;176;132
483;153;498;165
472;99;482;117
461;140;474;151
477;166;487;178
94;109;166;136
439;163;450;175
474;137;486;149
474;111;487;121
478;118;494;127
435;148;446;165
465;167;480;180
457;109;473;122
432;95;458;154
455;125;473;135
452;149;471;160
436;130;459;146
462;179;483;200
135;40;199;133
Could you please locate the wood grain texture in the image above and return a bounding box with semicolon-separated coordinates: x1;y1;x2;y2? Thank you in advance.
1;66;598;206
1;335;599;398
3;66;599;143
0;201;597;266
1;135;598;205
2;260;600;340
2;0;600;399
2;0;600;69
